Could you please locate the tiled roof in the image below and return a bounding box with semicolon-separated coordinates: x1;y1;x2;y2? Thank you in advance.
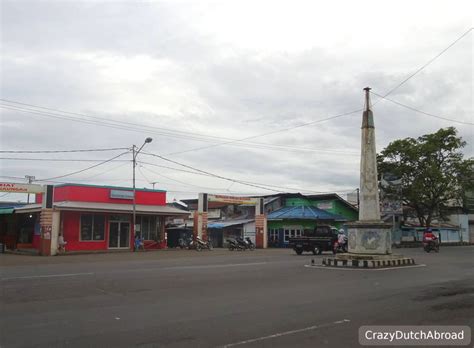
267;205;347;221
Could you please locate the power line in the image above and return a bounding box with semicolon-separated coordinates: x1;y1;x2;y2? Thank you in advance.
139;164;232;191
141;152;282;192
165;109;362;156
138;161;214;177
371;91;474;126
0;157;130;162
0;102;359;155
0;98;230;140
0;147;130;154
378;27;473;100
37;151;130;182
140;151;356;194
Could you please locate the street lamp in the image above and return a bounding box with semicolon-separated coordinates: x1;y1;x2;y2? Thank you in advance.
133;137;153;240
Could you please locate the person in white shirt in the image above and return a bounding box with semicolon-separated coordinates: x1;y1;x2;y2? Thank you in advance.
337;230;346;245
58;233;67;253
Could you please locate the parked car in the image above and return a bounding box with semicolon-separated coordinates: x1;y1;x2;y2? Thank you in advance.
289;225;338;255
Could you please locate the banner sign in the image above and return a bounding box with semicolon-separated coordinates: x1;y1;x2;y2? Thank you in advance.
0;182;43;193
110;189;134;200
207;194;258;205
317;202;333;210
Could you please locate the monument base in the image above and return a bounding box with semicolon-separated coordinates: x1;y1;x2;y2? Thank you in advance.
321;253;415;268
347;221;392;255
313;221;416;268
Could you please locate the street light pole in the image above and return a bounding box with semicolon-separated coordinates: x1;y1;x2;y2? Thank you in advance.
132;138;153;242
25;175;35;204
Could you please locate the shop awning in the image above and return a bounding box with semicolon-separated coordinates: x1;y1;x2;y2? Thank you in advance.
53;201;189;216
12;204;42;213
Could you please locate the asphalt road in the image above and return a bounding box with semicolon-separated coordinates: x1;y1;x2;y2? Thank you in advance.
1;247;473;348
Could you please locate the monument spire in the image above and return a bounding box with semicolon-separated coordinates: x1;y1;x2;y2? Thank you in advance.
359;87;380;221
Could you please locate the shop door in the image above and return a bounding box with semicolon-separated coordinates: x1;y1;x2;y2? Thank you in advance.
109;222;130;249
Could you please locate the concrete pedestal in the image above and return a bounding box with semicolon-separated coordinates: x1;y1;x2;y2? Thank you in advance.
347;221;392;255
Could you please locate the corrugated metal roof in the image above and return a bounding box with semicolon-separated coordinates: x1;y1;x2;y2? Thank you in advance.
208;219;254;229
267;205;347;221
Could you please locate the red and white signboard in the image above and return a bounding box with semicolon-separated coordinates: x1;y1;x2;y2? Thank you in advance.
0;182;43;193
207;194;258;205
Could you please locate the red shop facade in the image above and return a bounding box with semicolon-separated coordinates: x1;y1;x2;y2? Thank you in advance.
1;184;188;255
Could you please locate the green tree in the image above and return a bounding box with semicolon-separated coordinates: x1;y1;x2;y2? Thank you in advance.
377;127;474;227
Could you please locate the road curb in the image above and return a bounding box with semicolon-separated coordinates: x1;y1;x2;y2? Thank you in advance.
319;257;416;268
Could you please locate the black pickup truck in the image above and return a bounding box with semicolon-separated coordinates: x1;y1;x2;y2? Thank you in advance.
289;225;338;255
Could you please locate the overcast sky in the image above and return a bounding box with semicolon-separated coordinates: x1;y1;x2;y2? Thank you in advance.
0;0;472;203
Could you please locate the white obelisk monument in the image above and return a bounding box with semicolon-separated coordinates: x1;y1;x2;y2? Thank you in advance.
347;87;392;255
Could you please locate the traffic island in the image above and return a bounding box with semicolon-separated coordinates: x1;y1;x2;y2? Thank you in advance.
320;254;416;268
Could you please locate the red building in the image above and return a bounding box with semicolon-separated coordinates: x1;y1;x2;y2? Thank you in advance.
0;184;188;254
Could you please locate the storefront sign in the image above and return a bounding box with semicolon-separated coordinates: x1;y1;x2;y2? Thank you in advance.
208;194;258;205
0;182;43;193
110;189;134;200
317;202;333;210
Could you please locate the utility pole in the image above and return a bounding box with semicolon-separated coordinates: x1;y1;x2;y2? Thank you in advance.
151;182;158;190
132;138;153;240
25;175;35;204
356;188;360;210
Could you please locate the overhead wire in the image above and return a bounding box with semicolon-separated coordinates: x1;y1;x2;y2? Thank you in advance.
140;151;356;195
0;157;130;162
164;109;363;156
139;163;233;191
375;27;473;101
37;151;130;182
370;91;474;126
0;101;359;155
0;147;130;154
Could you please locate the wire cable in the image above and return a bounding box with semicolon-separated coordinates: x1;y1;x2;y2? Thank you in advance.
0;147;130;154
0;102;359;155
165;109;362;156
140;151;356;194
37;151;130;182
378;27;473;100
0;157;130;162
371;91;474;126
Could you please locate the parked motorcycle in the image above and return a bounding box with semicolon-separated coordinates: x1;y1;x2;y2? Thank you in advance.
236;237;256;251
423;241;439;253
178;237;193;250
245;237;256;251
194;237;213;251
227;238;244;251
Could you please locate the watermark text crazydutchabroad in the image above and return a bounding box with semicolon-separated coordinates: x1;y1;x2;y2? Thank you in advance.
359;326;471;346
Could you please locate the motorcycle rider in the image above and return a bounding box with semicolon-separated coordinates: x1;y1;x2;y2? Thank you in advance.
423;227;439;248
337;229;347;251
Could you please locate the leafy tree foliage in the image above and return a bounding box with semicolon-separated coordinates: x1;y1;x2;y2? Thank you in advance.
377;127;474;227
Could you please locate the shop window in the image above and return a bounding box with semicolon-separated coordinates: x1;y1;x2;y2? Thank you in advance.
139;216;158;240
269;229;279;244
284;227;302;242
80;214;105;241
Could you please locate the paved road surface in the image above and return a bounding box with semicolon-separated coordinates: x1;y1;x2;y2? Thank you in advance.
1;247;473;347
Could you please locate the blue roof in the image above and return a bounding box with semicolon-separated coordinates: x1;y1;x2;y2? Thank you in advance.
267;205;347;221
